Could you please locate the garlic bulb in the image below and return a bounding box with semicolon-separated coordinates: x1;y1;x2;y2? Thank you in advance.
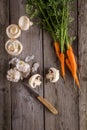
6;24;21;39
29;74;42;88
7;68;21;82
5;39;23;56
16;60;30;78
46;67;59;83
18;16;33;31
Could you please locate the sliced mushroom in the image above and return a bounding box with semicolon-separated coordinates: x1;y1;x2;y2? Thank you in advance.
46;67;59;83
16;60;30;78
5;39;23;56
6;24;21;39
18;16;33;31
7;68;21;82
28;74;42;88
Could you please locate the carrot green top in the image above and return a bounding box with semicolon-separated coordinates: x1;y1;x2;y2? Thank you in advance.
26;0;75;52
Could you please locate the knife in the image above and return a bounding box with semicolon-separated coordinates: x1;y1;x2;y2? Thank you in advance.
23;82;58;115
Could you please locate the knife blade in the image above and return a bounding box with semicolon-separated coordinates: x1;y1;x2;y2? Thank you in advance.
23;82;58;115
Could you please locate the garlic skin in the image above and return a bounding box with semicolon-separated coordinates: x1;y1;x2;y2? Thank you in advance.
6;24;21;39
46;67;59;83
7;68;21;82
29;74;42;88
25;55;34;62
9;57;20;65
16;60;30;78
32;63;40;73
18;16;33;31
5;39;23;56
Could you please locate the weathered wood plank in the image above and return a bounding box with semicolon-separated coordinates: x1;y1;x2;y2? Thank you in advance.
44;1;79;130
9;0;44;130
78;0;87;130
0;0;11;130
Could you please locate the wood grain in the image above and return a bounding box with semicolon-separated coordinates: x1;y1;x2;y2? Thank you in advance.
0;0;11;130
78;0;87;130
0;0;87;130
43;1;79;130
9;0;44;130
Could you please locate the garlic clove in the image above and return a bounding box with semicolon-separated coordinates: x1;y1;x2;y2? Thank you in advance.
16;60;30;79
18;16;33;31
46;67;59;83
7;68;21;82
5;39;23;56
28;74;42;88
6;24;21;39
16;60;30;73
9;57;20;65
32;62;40;73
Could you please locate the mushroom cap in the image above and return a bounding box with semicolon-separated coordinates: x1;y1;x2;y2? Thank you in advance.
28;74;42;88
5;39;23;56
18;16;33;31
7;68;21;82
6;24;21;39
46;67;59;83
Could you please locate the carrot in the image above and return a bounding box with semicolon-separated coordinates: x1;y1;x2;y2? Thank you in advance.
54;42;65;79
66;45;80;88
54;42;60;58
66;46;77;72
65;58;72;72
66;58;80;88
74;74;80;89
59;53;65;79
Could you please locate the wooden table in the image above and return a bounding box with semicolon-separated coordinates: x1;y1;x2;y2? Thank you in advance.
0;0;87;130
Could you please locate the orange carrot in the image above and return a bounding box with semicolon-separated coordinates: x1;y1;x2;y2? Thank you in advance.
66;45;80;88
54;42;60;58
66;46;77;72
66;58;72;72
66;58;80;88
54;42;65;79
59;53;65;79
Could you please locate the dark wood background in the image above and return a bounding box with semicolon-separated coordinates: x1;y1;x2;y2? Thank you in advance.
0;0;87;130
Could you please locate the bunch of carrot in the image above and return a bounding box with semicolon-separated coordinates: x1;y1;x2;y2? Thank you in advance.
26;0;80;88
54;42;80;89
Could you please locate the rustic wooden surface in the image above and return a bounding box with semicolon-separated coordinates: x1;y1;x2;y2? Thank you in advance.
0;0;87;130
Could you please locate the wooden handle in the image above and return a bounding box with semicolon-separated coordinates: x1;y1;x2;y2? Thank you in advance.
37;96;58;115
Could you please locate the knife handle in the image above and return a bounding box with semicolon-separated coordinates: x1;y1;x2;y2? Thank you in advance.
37;96;58;115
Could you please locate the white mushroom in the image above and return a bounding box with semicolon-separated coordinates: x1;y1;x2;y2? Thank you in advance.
28;74;42;88
6;24;21;39
7;68;21;82
46;67;59;83
5;39;23;56
18;16;33;31
16;60;30;78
